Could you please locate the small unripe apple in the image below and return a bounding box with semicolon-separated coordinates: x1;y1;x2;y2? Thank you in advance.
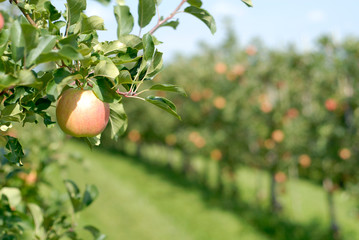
56;88;110;137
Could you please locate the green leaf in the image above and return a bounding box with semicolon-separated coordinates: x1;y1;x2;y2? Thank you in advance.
49;21;67;35
84;226;106;240
75;14;105;34
28;203;46;239
241;0;253;7
5;136;24;166
160;19;179;30
10;20;25;62
92;78;122;103
30;71;54;90
145;96;181;120
64;179;83;212
94;41;127;55
46;69;72;102
86;134;101;148
136;58;151;81
38;112;56;127
119;35;143;50
1;104;23;122
26;35;57;67
94;60;120;80
0;72;18;90
59;34;78;48
44;1;62;21
142;33;155;61
113;54;141;65
93;0;111;5
109;102;128;141
18;69;36;86
187;0;202;7
149;84;187;96
0;187;21;208
36;45;83;64
147;50;163;77
114;5;134;37
138;0;156;28
82;185;99;209
35;98;52;112
184;6;216;34
59;45;84;60
0;29;10;57
117;70;133;84
21;24;39;53
67;0;87;26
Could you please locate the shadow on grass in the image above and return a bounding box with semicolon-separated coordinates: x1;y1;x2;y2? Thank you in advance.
103;147;333;240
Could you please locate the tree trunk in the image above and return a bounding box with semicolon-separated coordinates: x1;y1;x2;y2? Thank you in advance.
200;160;209;187
270;171;281;212
228;167;239;200
181;152;192;176
327;188;340;239
135;142;142;158
165;146;173;170
216;162;224;195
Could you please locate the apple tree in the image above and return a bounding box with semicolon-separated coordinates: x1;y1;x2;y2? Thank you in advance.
0;0;259;238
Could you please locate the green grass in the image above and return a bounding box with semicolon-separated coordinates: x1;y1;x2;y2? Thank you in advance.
58;141;269;240
52;141;359;240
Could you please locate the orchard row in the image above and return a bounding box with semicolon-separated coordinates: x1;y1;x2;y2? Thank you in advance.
104;34;359;237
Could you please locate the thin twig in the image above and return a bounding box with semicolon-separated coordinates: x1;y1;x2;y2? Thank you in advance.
136;89;149;96
65;14;70;37
149;0;187;35
156;4;161;22
116;89;146;101
12;0;37;27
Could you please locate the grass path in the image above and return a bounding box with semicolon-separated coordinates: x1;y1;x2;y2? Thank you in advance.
60;141;269;240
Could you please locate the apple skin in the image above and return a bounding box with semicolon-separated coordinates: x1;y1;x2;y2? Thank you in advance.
56;88;110;137
0;13;4;31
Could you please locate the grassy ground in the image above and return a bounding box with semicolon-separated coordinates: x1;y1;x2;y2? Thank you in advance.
52;141;359;240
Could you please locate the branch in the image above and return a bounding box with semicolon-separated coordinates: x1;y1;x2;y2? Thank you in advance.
149;0;187;35
11;0;37;27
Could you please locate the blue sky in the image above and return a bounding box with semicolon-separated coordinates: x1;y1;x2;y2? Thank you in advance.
53;0;359;61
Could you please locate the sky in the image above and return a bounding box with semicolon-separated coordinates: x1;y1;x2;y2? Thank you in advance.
51;0;359;61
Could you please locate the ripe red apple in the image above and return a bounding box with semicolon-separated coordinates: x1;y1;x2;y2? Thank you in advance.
0;13;4;30
325;98;337;111
56;88;110;137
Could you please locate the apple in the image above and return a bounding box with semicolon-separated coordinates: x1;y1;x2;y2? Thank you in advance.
271;129;284;143
56;88;110;137
190;90;202;102
339;148;351;160
245;45;257;56
214;62;227;74
128;129;141;143
210;149;222;161
0;13;4;30
325;98;337;111
165;134;177;146
274;171;287;183
299;154;311;168
213;96;226;109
